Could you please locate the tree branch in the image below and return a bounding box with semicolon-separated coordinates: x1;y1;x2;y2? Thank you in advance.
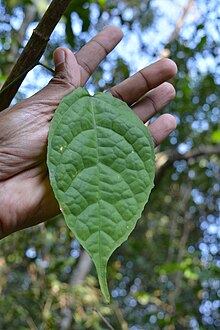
160;0;195;57
155;145;220;185
4;5;37;76
60;251;93;330
0;0;72;111
70;250;92;286
167;183;193;316
168;0;194;44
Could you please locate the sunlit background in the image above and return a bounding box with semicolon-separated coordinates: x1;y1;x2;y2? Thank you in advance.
0;0;220;329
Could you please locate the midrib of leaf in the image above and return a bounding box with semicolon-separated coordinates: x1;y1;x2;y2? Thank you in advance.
90;98;109;302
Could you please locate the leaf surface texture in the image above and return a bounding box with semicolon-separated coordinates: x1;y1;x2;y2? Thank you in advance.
47;88;155;302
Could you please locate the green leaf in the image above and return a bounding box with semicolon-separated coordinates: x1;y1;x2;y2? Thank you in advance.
0;75;7;83
211;130;220;143
47;88;155;302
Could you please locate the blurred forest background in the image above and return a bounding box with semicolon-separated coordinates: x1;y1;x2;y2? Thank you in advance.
0;0;220;329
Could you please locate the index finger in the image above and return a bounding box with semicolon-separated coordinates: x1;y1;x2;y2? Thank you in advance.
76;26;123;85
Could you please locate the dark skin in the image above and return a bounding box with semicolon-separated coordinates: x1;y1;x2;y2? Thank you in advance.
0;27;177;239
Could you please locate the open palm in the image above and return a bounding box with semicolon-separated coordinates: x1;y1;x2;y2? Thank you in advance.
0;27;177;238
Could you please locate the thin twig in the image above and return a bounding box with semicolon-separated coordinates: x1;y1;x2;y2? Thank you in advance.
4;5;37;76
0;62;54;96
168;0;194;44
111;302;129;330
93;308;116;330
38;62;55;74
0;63;38;96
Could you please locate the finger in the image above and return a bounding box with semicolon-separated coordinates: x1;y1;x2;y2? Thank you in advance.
109;58;177;106
31;26;123;101
148;114;177;146
132;82;176;122
76;26;123;85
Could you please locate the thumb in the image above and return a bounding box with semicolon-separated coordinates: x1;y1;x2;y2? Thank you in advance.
32;47;81;100
52;47;81;88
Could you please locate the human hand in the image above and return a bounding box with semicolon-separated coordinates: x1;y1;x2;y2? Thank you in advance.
0;26;177;239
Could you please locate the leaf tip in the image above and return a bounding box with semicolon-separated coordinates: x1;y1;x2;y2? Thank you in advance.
102;287;111;304
95;260;111;303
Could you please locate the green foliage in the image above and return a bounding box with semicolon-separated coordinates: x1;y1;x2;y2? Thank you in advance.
211;130;220;144
47;88;155;302
0;0;220;328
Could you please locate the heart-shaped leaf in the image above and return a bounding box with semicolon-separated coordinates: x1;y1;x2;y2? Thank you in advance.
47;88;155;302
